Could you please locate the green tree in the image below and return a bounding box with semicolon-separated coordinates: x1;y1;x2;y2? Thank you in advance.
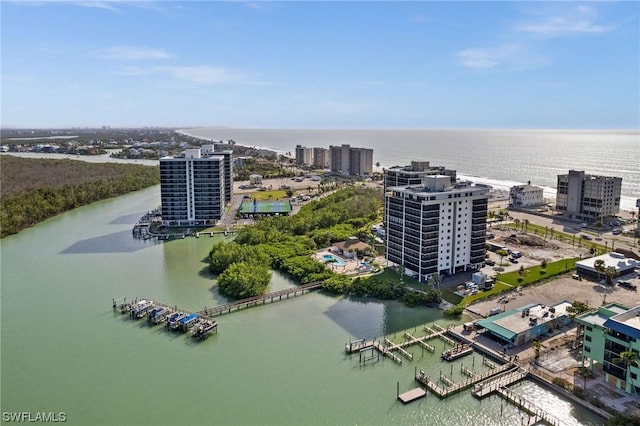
594;259;606;282
495;249;508;266
217;261;272;298
605;266;619;286
532;340;542;359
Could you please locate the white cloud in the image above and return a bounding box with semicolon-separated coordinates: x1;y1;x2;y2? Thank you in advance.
157;66;244;84
456;44;545;71
515;5;618;37
92;46;171;60
111;65;250;85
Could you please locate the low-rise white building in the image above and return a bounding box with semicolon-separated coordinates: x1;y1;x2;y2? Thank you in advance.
575;252;639;280
509;184;544;208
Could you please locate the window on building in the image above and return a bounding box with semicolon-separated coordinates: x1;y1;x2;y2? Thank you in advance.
585;335;592;342
585;346;591;353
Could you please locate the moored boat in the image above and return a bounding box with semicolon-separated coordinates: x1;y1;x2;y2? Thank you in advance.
441;343;473;361
131;300;154;318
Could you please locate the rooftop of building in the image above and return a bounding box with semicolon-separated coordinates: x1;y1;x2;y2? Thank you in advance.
577;303;629;327
388;176;489;195
477;301;572;341
511;184;543;192
604;305;640;339
575;252;640;272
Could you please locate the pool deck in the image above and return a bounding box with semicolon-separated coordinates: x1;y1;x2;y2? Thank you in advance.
315;249;377;276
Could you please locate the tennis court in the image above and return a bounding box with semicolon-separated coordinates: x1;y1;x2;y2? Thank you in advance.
239;200;292;215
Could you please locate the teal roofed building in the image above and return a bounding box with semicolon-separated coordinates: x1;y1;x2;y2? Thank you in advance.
576;303;640;395
575;303;629;371
603;306;640;395
475;301;572;348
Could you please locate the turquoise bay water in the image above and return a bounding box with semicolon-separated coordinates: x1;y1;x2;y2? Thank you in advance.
1;186;604;425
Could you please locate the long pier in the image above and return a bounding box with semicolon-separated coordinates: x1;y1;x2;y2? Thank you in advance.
115;282;322;319
196;281;323;317
497;387;561;426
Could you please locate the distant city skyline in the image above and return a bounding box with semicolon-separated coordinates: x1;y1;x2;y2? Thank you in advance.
2;1;639;129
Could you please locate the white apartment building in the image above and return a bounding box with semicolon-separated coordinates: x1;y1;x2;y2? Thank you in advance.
509;183;544;208
160;148;231;226
295;145;314;166
384;176;489;281
329;144;373;176
556;170;622;222
384;161;457;193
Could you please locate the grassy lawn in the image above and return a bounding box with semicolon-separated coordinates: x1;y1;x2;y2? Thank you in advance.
376;268;423;287
498;257;579;287
460;281;513;305
249;190;287;200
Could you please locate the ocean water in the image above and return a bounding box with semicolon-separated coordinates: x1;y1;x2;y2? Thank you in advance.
180;128;639;211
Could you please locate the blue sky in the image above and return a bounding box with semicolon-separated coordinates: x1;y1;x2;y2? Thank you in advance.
2;1;639;129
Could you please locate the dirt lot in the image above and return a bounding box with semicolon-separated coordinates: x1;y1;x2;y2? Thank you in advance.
470;273;640;319
471;220;640;317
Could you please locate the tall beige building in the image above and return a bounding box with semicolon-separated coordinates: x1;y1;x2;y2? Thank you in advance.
329;144;373;176
555;170;622;222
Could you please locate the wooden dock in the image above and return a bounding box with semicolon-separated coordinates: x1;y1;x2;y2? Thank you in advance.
497;387;561;425
397;387;427;404
471;367;528;398
415;362;516;398
196;281;323;317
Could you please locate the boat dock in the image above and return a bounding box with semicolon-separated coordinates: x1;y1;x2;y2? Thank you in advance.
496;387;561;425
397;386;427;404
415;361;516;398
196;281;323;317
113;297;217;341
471;367;528;398
113;283;321;340
346;323;458;366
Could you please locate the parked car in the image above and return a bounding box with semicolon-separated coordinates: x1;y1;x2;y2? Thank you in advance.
612;228;622;235
581;234;593;240
485;259;495;266
619;281;637;291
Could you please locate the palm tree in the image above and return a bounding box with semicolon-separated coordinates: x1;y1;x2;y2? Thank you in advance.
594;259;606;282
605;266;619;286
523;219;529;234
613;350;639;394
514;218;521;231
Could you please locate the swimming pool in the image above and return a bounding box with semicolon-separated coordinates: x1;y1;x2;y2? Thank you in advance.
322;253;346;267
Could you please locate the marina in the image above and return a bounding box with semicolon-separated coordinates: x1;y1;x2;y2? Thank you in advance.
112;280;322;341
1;185;607;425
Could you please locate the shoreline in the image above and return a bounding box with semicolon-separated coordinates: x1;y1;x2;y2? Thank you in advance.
178;128;638;212
176;128;291;157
